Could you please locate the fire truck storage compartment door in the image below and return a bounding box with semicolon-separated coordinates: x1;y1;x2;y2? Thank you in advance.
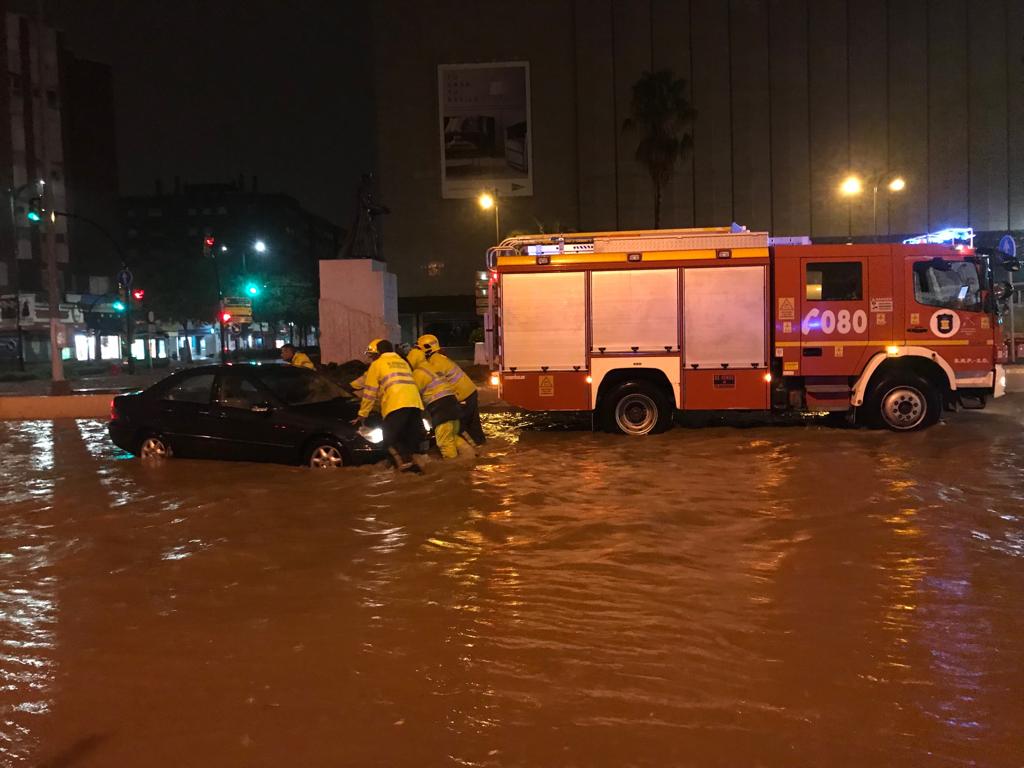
683;266;767;368
501;271;586;371
590;269;678;352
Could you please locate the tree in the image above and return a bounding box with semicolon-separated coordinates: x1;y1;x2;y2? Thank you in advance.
622;70;697;229
135;251;220;362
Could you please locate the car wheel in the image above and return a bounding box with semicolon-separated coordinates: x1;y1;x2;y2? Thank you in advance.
601;381;673;436
139;433;172;460
306;439;346;469
865;374;941;431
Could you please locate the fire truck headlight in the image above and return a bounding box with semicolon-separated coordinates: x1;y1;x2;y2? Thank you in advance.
763;372;772;383
489;372;499;387
886;345;900;356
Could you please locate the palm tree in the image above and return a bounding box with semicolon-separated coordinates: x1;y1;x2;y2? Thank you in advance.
622;70;697;229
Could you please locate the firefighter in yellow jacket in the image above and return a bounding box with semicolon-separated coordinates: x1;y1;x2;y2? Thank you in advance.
281;343;315;370
416;334;486;445
352;339;426;471
406;346;474;459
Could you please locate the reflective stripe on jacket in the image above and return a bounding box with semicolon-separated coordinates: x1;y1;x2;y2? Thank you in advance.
412;365;457;406
358;352;423;418
425;353;476;401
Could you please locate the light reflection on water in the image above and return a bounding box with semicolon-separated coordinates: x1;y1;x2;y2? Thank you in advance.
0;405;1020;766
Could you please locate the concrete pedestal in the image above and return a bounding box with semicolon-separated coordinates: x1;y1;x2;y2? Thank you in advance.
319;260;400;364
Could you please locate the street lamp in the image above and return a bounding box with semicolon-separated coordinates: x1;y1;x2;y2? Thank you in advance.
838;172;906;241
253;240;267;254
477;191;500;244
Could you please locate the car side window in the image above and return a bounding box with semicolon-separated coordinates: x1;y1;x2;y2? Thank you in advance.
216;374;264;410
163;373;215;404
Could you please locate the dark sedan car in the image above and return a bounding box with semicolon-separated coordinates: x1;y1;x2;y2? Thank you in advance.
108;364;395;468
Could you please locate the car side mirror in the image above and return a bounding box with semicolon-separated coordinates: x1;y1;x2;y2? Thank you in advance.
251;402;272;414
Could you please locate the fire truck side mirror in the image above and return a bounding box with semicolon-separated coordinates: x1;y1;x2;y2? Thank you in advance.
993;282;1014;302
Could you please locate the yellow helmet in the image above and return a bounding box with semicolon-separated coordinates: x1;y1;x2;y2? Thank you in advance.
406;346;426;368
366;338;385;355
416;334;441;355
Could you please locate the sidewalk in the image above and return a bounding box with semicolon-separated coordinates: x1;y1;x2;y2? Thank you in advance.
0;369;171;396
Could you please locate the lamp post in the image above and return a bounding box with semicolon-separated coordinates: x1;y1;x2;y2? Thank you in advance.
241;239;267;273
839;173;906;241
477;191;500;244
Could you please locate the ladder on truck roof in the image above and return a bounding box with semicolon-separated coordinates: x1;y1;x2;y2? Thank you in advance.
489;226;770;264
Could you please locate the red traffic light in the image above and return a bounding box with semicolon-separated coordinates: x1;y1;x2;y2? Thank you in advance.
220;312;231;323
131;289;145;301
204;236;216;248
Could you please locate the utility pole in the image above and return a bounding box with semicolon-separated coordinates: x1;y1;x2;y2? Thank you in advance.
7;184;36;372
34;2;67;394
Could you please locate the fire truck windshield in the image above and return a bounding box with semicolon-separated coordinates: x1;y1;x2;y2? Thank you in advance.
913;259;983;312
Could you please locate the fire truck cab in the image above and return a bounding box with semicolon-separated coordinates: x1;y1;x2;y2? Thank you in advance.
486;226;1009;433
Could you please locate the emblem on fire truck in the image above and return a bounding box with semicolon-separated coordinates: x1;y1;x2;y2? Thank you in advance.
929;310;960;337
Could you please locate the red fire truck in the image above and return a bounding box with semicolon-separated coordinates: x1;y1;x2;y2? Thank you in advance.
485;226;1012;433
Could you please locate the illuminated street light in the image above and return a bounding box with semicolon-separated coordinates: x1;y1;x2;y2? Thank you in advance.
220;245;228;253
839;175;863;197
839;172;907;241
253;240;267;254
477;191;500;243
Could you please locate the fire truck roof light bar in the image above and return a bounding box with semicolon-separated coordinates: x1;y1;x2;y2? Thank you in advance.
902;227;975;246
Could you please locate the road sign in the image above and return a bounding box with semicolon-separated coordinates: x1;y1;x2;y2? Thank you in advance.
222;296;253;319
117;268;133;289
999;234;1016;258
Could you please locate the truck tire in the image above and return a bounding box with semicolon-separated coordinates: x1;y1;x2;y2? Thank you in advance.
600;381;673;436
864;373;941;431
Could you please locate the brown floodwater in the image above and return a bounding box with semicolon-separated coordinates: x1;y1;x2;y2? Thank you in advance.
1;402;1023;767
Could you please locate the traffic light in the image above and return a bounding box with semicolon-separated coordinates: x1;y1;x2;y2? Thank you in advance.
26;198;42;223
203;235;215;258
113;300;126;312
245;282;260;297
131;289;145;301
220;311;231;323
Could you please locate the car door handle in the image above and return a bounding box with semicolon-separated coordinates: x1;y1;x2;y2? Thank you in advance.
802;347;822;357
906;327;927;333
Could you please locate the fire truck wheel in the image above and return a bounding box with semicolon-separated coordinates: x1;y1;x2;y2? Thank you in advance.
602;381;673;436
866;374;941;431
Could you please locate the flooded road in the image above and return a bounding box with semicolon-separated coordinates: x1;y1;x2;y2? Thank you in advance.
1;402;1023;767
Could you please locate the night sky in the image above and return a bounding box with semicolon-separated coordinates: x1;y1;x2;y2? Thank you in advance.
44;0;374;226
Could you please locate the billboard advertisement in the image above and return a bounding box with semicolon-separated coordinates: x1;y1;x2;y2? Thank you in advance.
438;62;532;199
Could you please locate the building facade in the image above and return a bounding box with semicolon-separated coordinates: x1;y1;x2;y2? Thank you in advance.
120;178;345;357
372;0;1024;298
0;5;121;365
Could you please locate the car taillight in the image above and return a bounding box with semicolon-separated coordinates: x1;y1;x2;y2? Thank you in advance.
109;399;118;420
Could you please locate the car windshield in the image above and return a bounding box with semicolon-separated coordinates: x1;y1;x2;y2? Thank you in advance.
254;366;351;406
913;260;983;312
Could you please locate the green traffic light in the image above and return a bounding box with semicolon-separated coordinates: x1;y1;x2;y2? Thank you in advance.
26;210;41;222
113;300;126;312
246;283;260;297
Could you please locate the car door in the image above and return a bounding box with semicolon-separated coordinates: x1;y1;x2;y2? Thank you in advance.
210;370;301;463
156;372;219;456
